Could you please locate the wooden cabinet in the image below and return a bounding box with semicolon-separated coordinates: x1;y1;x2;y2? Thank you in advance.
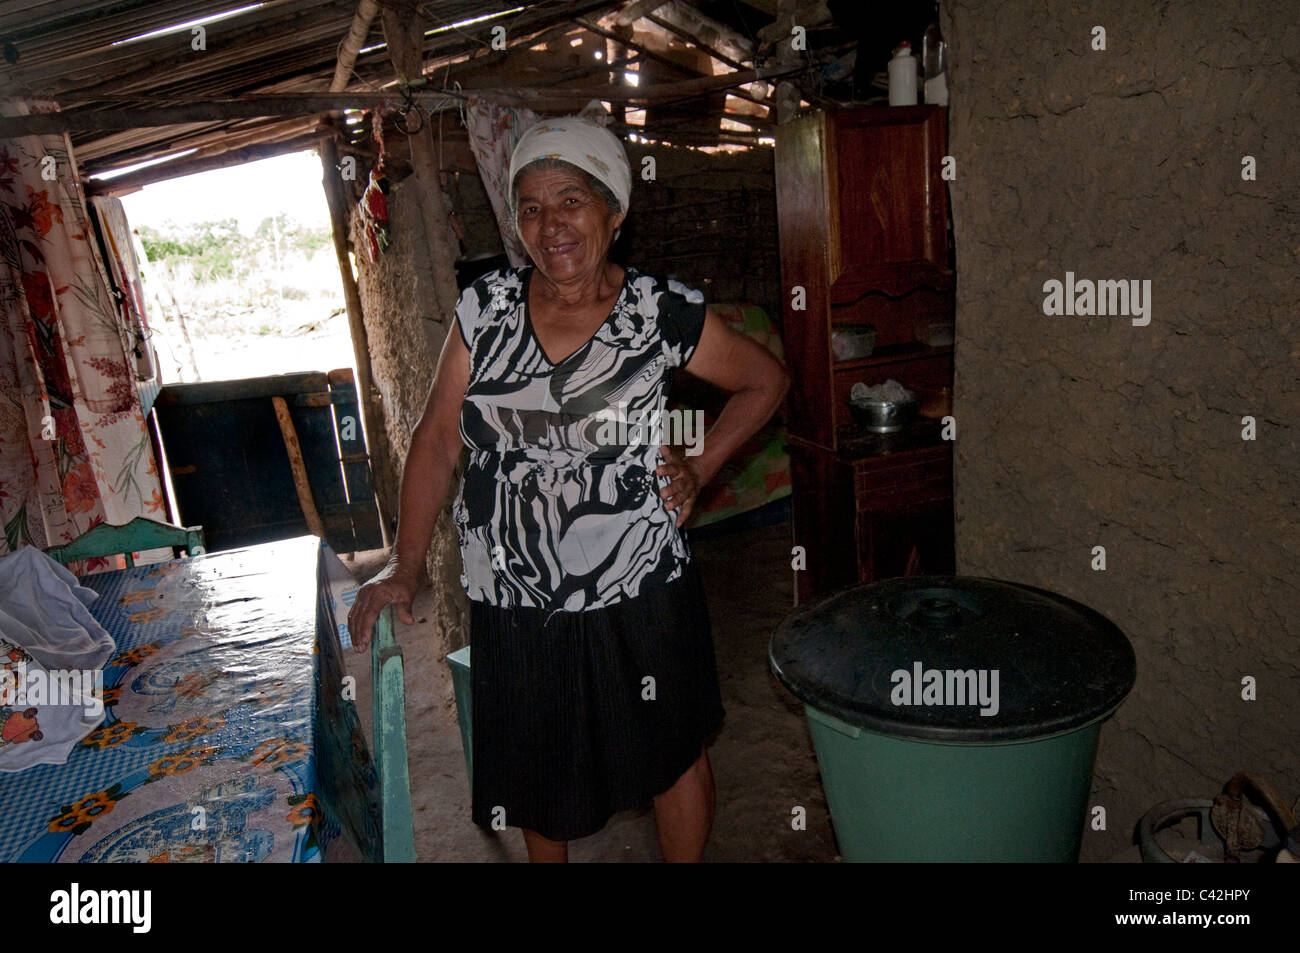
776;105;955;604
826;107;952;303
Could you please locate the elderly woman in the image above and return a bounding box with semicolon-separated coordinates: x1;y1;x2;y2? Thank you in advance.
348;116;789;862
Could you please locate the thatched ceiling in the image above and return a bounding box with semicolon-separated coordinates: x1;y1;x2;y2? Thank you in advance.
1;1;866;188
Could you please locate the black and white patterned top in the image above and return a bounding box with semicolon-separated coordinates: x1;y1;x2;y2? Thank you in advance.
451;265;707;618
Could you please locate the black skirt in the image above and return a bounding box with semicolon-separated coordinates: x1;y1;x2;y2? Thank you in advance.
469;559;725;842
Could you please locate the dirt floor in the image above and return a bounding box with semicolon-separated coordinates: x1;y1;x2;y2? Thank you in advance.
325;515;1157;864
330;517;839;863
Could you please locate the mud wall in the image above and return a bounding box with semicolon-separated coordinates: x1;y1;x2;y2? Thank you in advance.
943;0;1299;859
350;168;468;719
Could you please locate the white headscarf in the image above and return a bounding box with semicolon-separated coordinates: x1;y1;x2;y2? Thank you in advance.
507;115;633;218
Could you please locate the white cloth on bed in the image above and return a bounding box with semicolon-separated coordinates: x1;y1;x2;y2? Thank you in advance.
0;546;115;771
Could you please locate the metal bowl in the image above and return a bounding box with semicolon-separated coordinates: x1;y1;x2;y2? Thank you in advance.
849;397;917;433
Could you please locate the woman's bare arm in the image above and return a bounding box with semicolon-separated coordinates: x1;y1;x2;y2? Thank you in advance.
347;324;471;651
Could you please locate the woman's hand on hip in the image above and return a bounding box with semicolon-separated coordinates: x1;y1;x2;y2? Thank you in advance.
656;444;705;528
347;560;419;654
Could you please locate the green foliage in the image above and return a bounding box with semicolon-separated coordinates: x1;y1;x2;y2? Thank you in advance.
137;215;331;283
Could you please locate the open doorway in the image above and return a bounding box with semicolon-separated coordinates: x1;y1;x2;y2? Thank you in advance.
93;149;383;556
112;150;355;385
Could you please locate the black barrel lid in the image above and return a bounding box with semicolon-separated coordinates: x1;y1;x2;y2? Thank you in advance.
769;576;1137;743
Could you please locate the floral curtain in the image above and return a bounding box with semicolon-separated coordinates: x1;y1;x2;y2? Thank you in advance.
0;97;166;571
464;98;539;268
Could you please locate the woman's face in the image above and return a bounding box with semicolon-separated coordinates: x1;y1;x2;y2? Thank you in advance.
514;164;624;284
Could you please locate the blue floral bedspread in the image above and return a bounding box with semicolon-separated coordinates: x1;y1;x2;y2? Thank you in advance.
0;536;378;863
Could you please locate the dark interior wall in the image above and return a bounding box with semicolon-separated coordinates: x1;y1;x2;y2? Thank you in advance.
944;0;1299;858
622;141;780;316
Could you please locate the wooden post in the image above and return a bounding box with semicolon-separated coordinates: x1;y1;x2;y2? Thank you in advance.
320;132;392;547
380;1;463;324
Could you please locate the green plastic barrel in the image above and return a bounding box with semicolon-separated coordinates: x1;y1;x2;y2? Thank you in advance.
445;645;472;793
770;577;1136;863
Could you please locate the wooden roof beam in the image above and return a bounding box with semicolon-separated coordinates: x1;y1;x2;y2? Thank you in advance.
609;0;671;27
756;0;831;47
330;0;380;91
645;11;746;73
576;15;770;110
643;1;755;68
77;113;321;168
344;1;617;88
84;130;324;195
2;65;805;138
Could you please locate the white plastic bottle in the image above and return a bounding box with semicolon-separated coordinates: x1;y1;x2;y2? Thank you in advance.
888;41;918;106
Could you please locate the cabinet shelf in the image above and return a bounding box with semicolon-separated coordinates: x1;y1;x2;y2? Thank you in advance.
831;264;955;303
833;341;952;372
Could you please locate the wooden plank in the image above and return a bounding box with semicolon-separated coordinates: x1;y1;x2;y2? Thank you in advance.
0;0;280;55
576;14;771;111
775;112;835;449
271;395;328;539
290;390;356;546
143;407;177;524
346;0;617;89
313;542;383;861
1;93;457;137
45;516;206;568
75;115;317;168
371;605;416;862
787;441;856;604
329;368;383;551
155;371;328;405
645;11;749;73
320;501;379;517
152;398;308;548
30;1;352;90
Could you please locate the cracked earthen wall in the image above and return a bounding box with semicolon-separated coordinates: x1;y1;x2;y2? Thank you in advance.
351;170;469;720
943;1;1299;859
